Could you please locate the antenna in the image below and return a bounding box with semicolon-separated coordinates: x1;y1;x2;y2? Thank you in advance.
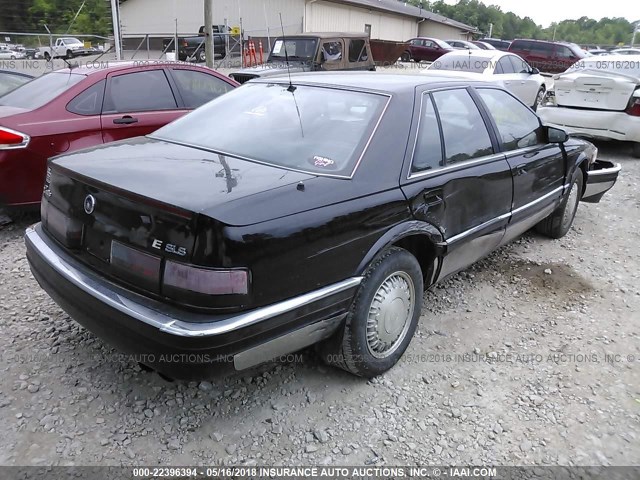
279;13;295;93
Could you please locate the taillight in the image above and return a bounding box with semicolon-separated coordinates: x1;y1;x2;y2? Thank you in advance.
0;127;30;149
182;41;189;47
626;93;640;116
163;261;249;296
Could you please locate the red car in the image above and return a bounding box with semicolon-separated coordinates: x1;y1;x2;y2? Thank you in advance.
401;37;454;62
0;62;238;212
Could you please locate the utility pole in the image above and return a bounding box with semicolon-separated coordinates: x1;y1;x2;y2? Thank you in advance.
488;23;493;38
110;0;122;60
204;0;214;68
632;23;639;47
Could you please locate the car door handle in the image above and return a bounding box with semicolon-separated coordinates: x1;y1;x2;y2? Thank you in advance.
423;192;443;207
113;116;139;125
515;164;527;175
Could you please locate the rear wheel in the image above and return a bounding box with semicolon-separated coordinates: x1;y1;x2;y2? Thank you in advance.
535;168;584;239
532;86;545;111
66;50;74;59
632;142;640;158
44;52;51;61
400;51;411;62
197;49;206;62
319;247;423;377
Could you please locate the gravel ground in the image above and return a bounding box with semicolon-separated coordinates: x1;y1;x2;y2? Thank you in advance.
0;140;638;467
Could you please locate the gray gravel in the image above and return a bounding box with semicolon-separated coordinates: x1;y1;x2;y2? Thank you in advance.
0;141;638;466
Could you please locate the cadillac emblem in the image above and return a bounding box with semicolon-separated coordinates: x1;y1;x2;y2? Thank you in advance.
84;194;96;215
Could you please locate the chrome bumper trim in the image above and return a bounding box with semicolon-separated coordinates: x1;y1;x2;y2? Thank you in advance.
26;225;362;338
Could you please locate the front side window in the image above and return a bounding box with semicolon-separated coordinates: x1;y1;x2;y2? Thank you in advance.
412;94;443;173
104;70;177;113
321;41;343;63
152;83;388;177
508;55;530;73
477;88;544;151
171;69;233;109
431;89;493;164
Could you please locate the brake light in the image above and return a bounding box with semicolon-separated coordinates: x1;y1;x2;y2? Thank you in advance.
627;93;640;117
0;127;30;149
163;261;249;295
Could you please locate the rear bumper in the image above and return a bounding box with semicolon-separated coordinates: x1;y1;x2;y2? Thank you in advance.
25;224;358;379
582;160;621;203
538;106;640;143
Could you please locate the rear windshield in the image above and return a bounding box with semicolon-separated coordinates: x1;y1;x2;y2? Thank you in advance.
152;82;388;177
0;72;85;110
430;54;489;73
269;38;318;62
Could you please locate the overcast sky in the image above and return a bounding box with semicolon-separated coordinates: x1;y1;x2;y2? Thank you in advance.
442;0;637;27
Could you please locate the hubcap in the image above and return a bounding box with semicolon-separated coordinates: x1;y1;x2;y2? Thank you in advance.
562;181;580;228
366;271;415;359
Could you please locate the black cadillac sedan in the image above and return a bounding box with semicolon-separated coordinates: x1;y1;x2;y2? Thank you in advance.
26;73;620;379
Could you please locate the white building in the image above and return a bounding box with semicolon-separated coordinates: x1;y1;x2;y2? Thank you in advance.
119;0;478;42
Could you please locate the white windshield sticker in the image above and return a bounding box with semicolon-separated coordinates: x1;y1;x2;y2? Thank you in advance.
312;155;336;168
272;40;283;54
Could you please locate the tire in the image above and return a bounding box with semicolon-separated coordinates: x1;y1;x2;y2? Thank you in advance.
535;168;584;239
66;50;74;59
632;142;640;159
532;86;545;111
44;52;51;61
218;50;226;60
400;51;411;62
319;247;423;377
10;55;15;60
197;49;206;62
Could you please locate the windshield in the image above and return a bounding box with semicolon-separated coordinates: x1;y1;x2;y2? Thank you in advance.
429;54;490;73
152;83;388;177
0;72;85;110
268;38;318;62
62;38;82;45
567;57;640;78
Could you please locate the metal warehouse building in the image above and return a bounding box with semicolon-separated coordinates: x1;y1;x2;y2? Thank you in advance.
119;0;477;42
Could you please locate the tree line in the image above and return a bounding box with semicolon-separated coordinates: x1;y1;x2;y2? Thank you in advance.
0;0;112;37
413;0;637;46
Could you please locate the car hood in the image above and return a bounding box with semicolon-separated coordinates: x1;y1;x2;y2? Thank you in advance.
49;136;358;226
553;69;640;111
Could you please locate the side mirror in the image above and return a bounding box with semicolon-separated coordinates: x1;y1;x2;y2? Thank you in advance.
530;67;540;74
547;126;569;143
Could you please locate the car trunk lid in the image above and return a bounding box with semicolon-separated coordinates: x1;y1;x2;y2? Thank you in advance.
554;70;639;111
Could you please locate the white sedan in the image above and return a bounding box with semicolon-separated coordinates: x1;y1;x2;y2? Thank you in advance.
537;54;640;158
0;49;25;60
425;50;546;109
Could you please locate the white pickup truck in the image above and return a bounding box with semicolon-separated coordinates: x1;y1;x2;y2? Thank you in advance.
39;37;93;60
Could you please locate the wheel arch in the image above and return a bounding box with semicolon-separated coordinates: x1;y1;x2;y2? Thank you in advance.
355;221;445;288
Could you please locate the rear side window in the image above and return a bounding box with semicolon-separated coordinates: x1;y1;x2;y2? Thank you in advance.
170;70;233;109
496;56;516;74
531;42;553;54
477;88;543;151
512;40;532;51
431;89;493;165
67;79;105;115
412;94;443;173
348;39;368;62
104;70;177;113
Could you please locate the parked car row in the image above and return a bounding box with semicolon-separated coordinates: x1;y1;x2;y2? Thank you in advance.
5;54;620;380
0;62;238;210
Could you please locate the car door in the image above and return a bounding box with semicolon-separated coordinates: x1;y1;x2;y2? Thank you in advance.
408;39;425;61
423;40;444;61
494;55;534;105
400;87;513;280
100;69;186;143
474;87;565;242
507;55;540;106
346;38;372;71
553;44;579;72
